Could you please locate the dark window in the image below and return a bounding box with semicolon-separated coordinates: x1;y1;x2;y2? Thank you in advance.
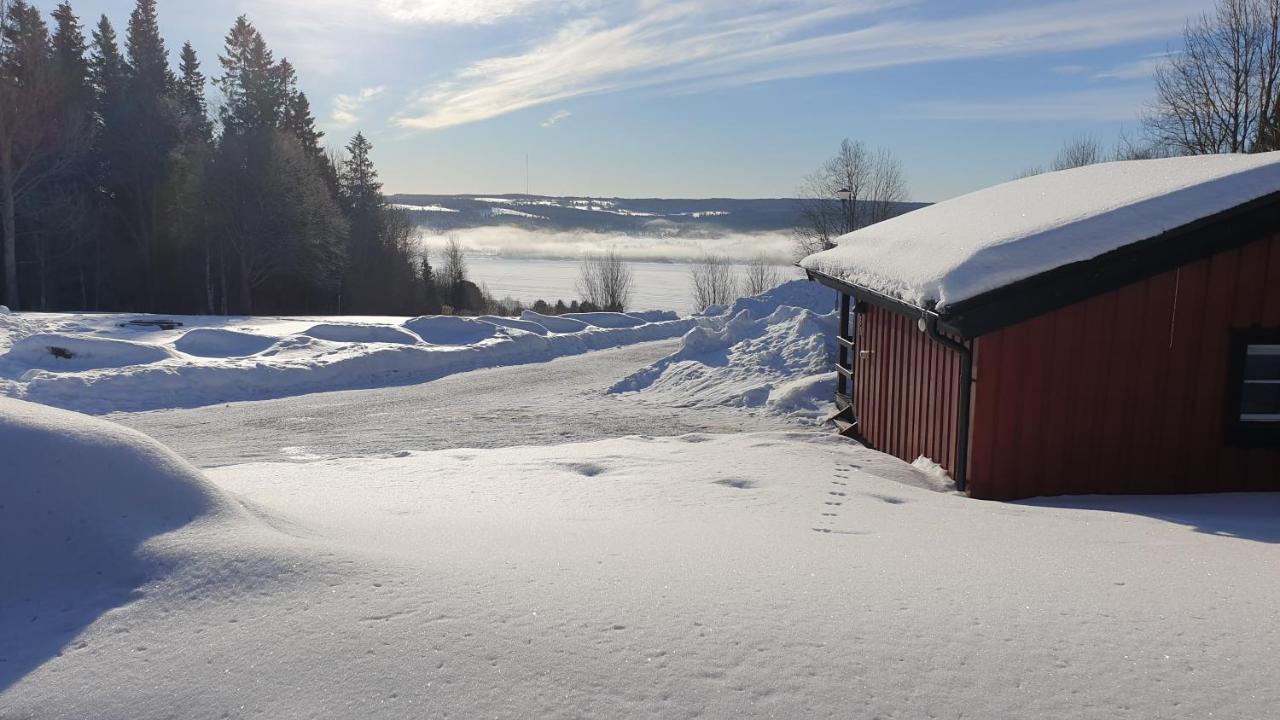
1227;329;1280;446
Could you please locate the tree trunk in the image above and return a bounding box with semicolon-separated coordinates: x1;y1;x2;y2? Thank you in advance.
1;138;18;309
238;251;252;315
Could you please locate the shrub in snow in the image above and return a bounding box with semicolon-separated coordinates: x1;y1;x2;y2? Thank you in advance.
302;323;419;345
5;333;175;371
174;328;279;358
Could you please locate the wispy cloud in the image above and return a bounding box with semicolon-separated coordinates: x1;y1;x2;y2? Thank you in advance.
1093;53;1169;81
395;0;1207;132
912;87;1152;122
376;0;546;25
540;109;572;128
329;86;387;129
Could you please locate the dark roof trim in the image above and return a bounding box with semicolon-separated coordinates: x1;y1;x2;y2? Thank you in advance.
808;188;1280;339
804;267;959;331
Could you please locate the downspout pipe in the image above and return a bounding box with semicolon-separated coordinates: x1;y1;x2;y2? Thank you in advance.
923;313;973;494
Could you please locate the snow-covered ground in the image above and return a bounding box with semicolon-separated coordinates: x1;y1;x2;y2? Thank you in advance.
4;395;1279;719
4;279;1278;718
0;309;691;413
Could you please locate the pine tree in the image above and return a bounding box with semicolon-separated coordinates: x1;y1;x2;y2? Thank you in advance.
31;1;97;309
104;0;181;309
339;132;381;209
0;0;54;308
217;16;284;136
176;42;210;142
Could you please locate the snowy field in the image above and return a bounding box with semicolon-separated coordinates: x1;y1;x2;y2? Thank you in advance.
3;281;1279;718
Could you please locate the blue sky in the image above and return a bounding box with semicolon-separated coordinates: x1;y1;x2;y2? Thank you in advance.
37;0;1214;201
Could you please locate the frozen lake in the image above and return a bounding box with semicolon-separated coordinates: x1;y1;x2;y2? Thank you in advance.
466;256;803;314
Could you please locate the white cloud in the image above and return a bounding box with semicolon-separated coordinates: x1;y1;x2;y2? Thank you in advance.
376;0;544;25
329;86;387;129
1093;53;1170;81
540;109;572;128
395;0;1208;132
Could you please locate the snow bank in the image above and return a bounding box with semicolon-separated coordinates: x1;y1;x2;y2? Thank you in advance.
801;152;1280;309
475;315;550;335
627;309;679;323
302;323;420;345
173;328;277;357
560;311;646;329
520;309;590;333
7;333;176;370
402;315;507;345
0;304;10;314
611;280;839;421
0;311;696;413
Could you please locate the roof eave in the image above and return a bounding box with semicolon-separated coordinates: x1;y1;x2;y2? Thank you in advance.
806;187;1280;339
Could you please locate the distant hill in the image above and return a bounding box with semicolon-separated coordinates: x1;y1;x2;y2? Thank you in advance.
386;194;926;237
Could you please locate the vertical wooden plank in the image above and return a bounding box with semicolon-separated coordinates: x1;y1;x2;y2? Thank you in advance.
1040;307;1074;497
1159;261;1210;494
968;335;999;497
1130;272;1178;494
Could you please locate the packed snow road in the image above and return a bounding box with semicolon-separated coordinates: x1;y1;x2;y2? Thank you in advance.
111;339;790;468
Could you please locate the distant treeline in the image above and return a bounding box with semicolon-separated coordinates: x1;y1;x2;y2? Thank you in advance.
0;0;449;316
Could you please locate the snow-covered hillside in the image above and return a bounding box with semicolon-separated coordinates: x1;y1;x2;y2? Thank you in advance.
0;309;689;413
3;396;1278;719
612;281;840;422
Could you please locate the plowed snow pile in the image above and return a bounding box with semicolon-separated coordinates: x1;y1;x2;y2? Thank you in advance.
610;280;839;420
0;310;694;413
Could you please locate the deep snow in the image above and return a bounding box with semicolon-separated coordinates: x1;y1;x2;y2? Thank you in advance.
611;280;840;422
0;310;696;413
3;397;1278;719
801;152;1280;309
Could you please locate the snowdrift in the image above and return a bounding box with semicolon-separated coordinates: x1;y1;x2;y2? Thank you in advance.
403;315;508;345
7;333;176;370
173;328;278;357
302;323;419;345
0;396;240;603
0;311;696;413
611;280;839;421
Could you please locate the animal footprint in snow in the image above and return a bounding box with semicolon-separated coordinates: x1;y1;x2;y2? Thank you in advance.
828;491;847;497
824;501;842;506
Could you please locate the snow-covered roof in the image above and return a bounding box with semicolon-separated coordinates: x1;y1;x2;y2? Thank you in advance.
801;152;1280;311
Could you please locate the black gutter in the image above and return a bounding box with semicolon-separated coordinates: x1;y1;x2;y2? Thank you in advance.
923;313;973;493
803;268;959;333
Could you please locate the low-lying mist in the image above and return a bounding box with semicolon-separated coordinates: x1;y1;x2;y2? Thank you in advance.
413;226;796;265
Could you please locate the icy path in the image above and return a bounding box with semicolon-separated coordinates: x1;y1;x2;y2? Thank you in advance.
111;339;790;468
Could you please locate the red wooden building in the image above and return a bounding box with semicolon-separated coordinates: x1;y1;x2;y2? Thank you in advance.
802;154;1280;500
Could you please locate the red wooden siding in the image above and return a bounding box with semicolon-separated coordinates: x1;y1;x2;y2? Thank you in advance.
853;304;964;475
967;234;1280;500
